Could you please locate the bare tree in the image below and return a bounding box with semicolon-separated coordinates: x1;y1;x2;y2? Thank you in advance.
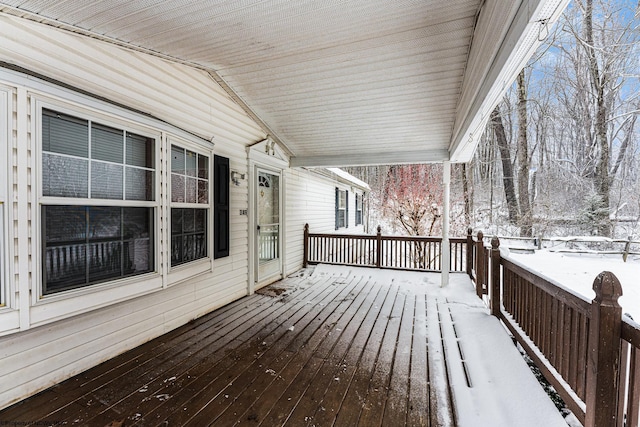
516;69;533;236
491;106;520;225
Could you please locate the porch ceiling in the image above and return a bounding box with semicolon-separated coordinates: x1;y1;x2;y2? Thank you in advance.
0;0;568;166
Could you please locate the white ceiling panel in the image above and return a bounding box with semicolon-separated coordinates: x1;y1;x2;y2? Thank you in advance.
0;0;570;166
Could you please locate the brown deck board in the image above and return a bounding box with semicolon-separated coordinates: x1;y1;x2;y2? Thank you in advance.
237;277;383;426
210;275;374;426
159;274;360;426
0;268;457;427
407;293;430;427
279;280;391;426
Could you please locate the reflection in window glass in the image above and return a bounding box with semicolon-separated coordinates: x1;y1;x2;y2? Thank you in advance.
91;162;124;199
42;154;89;198
171;208;207;266
42;205;154;295
171;145;209;206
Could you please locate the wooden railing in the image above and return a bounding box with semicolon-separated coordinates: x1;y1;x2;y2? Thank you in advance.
303;224;468;273
470;233;640;427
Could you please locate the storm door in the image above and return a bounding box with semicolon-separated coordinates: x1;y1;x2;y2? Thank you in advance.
256;169;281;283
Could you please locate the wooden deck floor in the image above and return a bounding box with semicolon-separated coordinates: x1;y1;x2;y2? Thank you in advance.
0;266;564;427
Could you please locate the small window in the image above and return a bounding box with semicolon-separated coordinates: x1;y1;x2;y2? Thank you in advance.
40;108;157;295
335;188;348;229
170;145;210;266
355;193;363;226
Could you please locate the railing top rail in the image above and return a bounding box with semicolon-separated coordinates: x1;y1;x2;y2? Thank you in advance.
622;317;640;348
380;235;442;242
501;257;591;315
308;233;376;240
308;232;469;242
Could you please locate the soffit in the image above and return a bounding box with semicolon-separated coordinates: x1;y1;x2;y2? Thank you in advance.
0;0;569;166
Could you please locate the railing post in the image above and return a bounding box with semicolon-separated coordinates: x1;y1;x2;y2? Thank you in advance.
585;271;623;427
490;236;501;317
475;231;484;298
466;227;473;278
303;223;309;268
376;225;382;268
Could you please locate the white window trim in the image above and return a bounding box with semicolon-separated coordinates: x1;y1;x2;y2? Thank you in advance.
31;96;165;325
165;135;214;287
337;189;347;229
0;69;218;332
0;85;21;336
0;88;10;308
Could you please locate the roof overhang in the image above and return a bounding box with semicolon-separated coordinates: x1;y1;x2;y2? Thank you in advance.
0;0;569;167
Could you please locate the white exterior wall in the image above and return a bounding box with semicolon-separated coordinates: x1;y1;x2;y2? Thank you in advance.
283;168;367;276
0;14;371;410
0;15;263;410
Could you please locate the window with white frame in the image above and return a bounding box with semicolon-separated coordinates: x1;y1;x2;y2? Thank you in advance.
335;188;348;229
355;193;363;226
170;144;209;266
40;108;156;295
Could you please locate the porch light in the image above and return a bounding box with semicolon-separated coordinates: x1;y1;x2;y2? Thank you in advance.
231;170;245;186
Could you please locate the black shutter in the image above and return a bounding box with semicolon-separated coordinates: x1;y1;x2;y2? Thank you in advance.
214;155;230;259
345;190;349;228
335;187;339;230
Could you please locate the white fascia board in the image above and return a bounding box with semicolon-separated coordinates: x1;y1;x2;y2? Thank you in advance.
449;0;570;163
326;168;371;191
290;149;450;168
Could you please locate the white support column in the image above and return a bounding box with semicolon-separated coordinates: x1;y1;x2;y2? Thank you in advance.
441;161;451;287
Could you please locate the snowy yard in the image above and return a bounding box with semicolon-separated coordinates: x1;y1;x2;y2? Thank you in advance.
508;250;640;320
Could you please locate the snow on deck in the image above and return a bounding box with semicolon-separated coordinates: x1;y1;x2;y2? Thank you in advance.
312;265;566;426
0;264;567;426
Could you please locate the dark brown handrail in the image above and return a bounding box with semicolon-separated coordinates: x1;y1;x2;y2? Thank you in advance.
303;224;468;273
470;230;640;427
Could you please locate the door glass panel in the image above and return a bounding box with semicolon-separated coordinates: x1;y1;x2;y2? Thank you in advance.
258;171;280;267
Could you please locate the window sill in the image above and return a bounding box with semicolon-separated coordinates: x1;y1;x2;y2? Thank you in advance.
30;273;163;327
167;258;212;287
0;308;20;337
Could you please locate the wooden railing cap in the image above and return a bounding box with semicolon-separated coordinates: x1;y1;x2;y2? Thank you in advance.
491;236;500;249
592;271;623;304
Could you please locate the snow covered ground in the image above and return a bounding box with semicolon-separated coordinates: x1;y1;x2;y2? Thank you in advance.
311;265;568;426
508;250;640;320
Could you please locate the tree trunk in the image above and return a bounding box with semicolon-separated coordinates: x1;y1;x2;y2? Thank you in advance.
516;70;533;237
491;106;519;225
584;0;611;236
461;163;472;226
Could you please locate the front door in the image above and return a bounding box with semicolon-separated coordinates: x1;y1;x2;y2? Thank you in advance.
256;169;282;285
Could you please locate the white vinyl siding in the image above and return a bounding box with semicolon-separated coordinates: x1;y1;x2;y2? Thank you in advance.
0;15;359;412
0;56;251;409
283;168;367;276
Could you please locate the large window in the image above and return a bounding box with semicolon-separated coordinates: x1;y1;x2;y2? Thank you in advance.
41;108;156;295
335;188;348;229
170;144;209;266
